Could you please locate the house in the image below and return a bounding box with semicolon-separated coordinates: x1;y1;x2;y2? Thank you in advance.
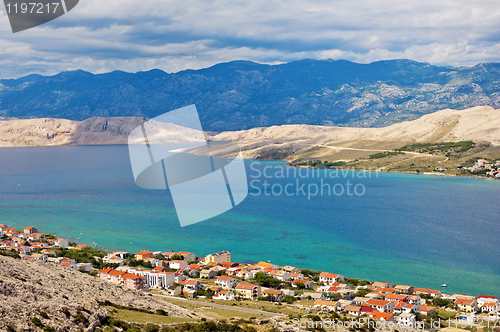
30;253;48;262
282;266;301;274
177;251;196;261
394;285;414;294
179;279;203;290
376;287;396;294
319;272;344;285
169;260;188;270
478;295;499;307
369;311;395;322
167;285;182;296
338;289;356;297
345;306;362;316
204;251;231;264
397;313;416;327
141;271;175;289
303;292;326;301
200;269;217;279
24;227;38;235
55;238;69;248
337;299;354;309
372;282;393;288
292;279;314;289
257;261;279;270
60;262;77;270
353;297;369;306
263;289;284;302
184;290;197;298
407;295;422;306
481;303;499;313
360;307;375;315
121;273;145;290
235;284;261;300
175;273;186;283
385;294;409;303
418;305;437;315
162;252;177;260
455;298;477;313
0;224;7;234
135;250;153;261
366;299;394;313
394;302;416;314
216;276;237;289
269;270;290;281
414;288;441;298
313;300;338;312
289;272;304;280
76;263;93;271
103;255;124;266
208;286;222;294
219;261;238;269
214;290;235;300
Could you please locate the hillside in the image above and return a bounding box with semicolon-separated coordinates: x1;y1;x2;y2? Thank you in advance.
1;60;500;131
0;256;198;331
212;106;500;174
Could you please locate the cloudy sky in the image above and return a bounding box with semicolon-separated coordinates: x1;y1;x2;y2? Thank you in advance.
0;0;499;78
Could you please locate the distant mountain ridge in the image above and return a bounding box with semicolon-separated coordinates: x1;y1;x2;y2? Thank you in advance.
1;59;500;131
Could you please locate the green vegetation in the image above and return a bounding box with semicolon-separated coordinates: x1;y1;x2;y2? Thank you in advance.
298;160;346;168
369;151;405;159
52;247;107;269
344;278;370;287
252;272;283;289
31;317;42;326
395;141;475;154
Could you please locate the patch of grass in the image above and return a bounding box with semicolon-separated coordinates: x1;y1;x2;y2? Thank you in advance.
369;151;405;159
109;307;196;325
395;141;476;154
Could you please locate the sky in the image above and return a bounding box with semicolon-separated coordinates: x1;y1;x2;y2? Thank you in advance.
0;0;499;78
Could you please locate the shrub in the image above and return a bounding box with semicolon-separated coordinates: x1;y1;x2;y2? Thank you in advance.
156;309;168;316
31;317;42;326
39;311;49;319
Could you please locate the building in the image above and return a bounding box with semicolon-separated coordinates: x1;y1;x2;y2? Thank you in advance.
214;290;235;300
366;299;395;313
235;284;261;300
55;238;69;248
394;285;414;294
313;300;338;312
269;270;290;281
369;312;395;322
167;285;182;296
121;273;145;290
216;276;237;289
478;295;499;307
292;279;314;289
200;269;217;279
282;266;301;274
169;260;188;270
179;279;203;290
397;313;416;327
455;298;477;313
263;289;284;302
24;227;38;235
177;251;196;261
135;250;153;261
319;272;344;285
481;303;499;313
372;282;393;288
345;306;362;316
418;305;437;315
76;263;93;271
204;251;231;265
414;288;441;298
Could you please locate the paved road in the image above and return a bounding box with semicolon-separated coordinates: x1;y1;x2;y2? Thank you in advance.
153;294;285;317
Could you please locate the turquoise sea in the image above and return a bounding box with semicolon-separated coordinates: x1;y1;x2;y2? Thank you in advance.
0;145;499;296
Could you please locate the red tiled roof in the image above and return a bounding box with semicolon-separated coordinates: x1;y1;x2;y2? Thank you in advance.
236;284;257;290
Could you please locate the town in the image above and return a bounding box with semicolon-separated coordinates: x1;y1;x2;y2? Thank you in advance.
1;223;499;330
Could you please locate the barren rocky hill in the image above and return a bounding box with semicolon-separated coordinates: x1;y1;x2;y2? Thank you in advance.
0;256;198;331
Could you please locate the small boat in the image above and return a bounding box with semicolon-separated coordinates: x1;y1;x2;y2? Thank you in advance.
441;284;447;287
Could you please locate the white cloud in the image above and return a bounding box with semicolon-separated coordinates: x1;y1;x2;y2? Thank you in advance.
0;0;499;77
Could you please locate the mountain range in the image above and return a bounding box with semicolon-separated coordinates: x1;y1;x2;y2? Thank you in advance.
1;59;500;131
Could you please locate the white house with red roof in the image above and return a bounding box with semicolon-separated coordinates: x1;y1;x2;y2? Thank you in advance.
169;260;188;270
478;295;499;307
292;279;314;289
481;302;499;313
319;272;344;285
214;290;235;300
216;276;237;289
179;279;203;290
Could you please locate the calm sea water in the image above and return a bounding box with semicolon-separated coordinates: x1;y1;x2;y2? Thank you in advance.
0;145;499;296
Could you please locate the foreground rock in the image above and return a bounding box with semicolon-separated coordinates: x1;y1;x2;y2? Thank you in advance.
0;256;198;331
